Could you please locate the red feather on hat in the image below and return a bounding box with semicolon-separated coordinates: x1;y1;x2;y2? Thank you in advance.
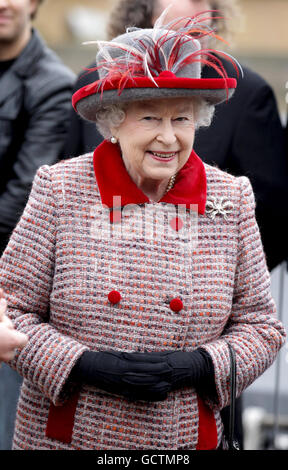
84;9;241;97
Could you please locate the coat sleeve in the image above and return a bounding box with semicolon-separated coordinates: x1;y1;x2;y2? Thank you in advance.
202;176;286;410
0;165;88;406
0;73;74;233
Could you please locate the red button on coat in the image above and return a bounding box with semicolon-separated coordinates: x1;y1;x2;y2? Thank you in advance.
169;298;183;312
108;290;121;304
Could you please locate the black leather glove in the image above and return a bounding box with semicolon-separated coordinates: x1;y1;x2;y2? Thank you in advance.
123;348;214;392
71;350;172;401
71;348;215;402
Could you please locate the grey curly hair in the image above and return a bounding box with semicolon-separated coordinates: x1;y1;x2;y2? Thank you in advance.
107;0;242;42
95;98;215;140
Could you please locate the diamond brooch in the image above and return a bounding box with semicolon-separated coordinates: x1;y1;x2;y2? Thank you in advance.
206;196;234;220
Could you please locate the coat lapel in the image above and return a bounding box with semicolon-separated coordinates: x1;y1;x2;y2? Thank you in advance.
0;73;22;115
0;29;44;110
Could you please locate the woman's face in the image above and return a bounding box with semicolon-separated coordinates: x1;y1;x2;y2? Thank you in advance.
111;98;196;185
154;0;212;22
153;0;213;50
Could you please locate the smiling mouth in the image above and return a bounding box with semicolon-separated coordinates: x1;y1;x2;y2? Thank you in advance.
148;151;178;161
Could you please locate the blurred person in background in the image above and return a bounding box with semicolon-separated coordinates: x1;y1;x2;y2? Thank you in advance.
0;0;75;254
0;0;75;449
63;0;288;449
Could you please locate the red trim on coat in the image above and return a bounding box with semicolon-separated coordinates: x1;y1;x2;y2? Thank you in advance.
45;392;217;448
46;390;80;444
93;140;207;213
196;396;218;450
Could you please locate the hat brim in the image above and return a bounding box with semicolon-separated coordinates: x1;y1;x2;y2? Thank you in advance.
73;77;237;122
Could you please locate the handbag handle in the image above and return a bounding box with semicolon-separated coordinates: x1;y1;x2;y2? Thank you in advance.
227;342;240;450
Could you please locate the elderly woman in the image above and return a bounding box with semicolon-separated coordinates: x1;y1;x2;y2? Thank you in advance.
0;14;285;450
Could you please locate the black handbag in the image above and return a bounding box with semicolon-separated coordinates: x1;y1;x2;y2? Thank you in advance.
222;343;240;450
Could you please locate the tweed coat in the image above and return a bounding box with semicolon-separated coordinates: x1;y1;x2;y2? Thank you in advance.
0;140;285;450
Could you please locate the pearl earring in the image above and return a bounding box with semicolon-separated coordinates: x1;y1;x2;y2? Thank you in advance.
110;136;118;144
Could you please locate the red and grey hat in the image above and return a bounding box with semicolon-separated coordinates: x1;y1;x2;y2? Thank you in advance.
73;13;239;122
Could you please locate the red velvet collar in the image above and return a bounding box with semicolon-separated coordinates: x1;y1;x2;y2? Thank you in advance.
93;140;207;214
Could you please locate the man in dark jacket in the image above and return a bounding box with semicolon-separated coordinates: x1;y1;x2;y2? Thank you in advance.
65;0;288;273
0;0;75;254
0;0;75;450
